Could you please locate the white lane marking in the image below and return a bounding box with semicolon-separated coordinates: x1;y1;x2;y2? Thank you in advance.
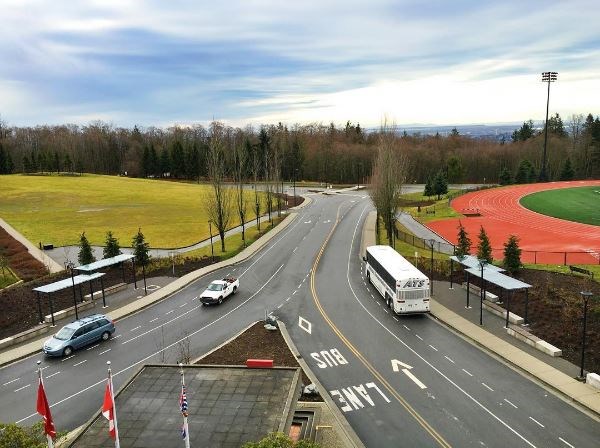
292;290;297;295
503;398;518;409
179;303;188;308
428;345;438;351
99;349;111;355
482;382;494;392
343;205;537;448
14;384;30;392
277;304;283;309
384;309;389;314
3;378;20;386
403;325;410;331
444;356;455;364
462;369;473;377
293;247;298;253
232;268;237;272
286;297;290;302
61;355;75;362
165;310;174;315
73;360;87;367
46;372;60;379
376;301;381;306
130;326;142;331
113;335;122;339
149;318;159;323
41;366;48;370
15;264;287;427
529;417;544;428
403;369;427;390
363;281;367;286
415;334;423;341
370;294;375;299
86;344;99;351
392;316;398;321
559;437;575;448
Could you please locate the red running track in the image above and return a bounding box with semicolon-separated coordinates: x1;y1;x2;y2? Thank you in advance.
426;180;600;265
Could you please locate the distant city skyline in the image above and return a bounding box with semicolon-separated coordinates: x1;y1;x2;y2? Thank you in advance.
1;1;599;128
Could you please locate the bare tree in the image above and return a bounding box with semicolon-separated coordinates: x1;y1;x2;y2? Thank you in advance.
369;120;409;245
248;138;262;231
232;131;249;245
177;331;192;364
205;122;232;252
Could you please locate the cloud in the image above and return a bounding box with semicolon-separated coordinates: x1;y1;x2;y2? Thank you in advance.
1;0;599;126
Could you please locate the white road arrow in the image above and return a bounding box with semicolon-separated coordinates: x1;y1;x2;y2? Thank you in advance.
391;359;427;389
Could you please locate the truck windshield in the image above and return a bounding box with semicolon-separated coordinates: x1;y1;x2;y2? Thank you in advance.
207;283;224;291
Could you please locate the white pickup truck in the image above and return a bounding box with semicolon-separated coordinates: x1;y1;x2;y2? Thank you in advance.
200;277;239;305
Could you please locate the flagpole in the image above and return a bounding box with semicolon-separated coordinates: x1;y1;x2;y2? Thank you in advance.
180;363;190;448
37;361;54;448
107;361;121;448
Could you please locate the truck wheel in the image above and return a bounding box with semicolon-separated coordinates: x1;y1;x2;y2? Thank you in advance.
233;286;237;294
218;296;223;305
386;296;391;308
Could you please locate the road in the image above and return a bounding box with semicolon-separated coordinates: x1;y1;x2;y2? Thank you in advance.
1;189;599;448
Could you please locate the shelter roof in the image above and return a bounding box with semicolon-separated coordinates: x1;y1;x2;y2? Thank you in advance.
450;255;505;272
33;273;106;294
464;267;531;290
76;254;135;272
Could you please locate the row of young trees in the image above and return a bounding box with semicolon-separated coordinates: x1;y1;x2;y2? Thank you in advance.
77;229;149;267
2;112;600;185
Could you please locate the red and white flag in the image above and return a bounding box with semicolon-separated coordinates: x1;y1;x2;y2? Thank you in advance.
102;380;116;439
36;378;56;439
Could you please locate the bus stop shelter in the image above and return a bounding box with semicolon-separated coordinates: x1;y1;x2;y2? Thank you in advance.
75;254;136;285
33;272;106;326
449;255;532;327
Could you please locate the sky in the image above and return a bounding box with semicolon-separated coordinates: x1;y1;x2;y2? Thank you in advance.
1;0;599;128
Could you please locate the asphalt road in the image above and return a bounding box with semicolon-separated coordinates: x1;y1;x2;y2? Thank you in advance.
1;189;599;448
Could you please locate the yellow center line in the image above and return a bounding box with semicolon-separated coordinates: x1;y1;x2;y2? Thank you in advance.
310;203;451;448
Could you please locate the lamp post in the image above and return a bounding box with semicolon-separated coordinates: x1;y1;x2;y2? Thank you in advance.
479;260;487;326
208;220;214;263
429;239;435;296
293;168;297;206
67;262;79;320
578;291;593;380
539;71;558;182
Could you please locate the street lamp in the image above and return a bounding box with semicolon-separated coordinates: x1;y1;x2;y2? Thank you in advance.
293;168;297;206
539;71;558;182
429;239;435;296
578;291;593;380
478;260;487;326
67;262;79;320
208;220;215;263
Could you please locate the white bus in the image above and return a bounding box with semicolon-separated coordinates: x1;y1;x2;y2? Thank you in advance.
364;245;430;314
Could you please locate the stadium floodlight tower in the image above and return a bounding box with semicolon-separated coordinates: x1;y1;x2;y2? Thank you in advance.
539;71;558;182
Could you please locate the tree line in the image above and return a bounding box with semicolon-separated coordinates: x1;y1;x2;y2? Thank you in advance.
1;113;600;184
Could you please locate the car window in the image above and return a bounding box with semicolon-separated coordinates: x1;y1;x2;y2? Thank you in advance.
84;322;100;333
97;319;109;327
73;328;84;338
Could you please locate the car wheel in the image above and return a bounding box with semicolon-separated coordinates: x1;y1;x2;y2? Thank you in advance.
101;331;111;341
218;296;223;304
63;346;73;357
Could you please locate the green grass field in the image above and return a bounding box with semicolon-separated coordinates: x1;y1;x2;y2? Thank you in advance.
0;174;267;247
520;186;600;226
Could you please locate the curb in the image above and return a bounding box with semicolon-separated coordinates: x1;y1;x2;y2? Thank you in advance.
278;321;365;448
192;321;258;364
0;208;302;368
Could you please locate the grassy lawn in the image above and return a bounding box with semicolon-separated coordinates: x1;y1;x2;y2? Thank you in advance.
399;190;461;223
520;186;600;226
0;270;19;289
0;174;268;248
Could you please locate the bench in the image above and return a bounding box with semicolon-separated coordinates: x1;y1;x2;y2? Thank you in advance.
425;208;436;215
569;265;594;279
462;208;480;217
507;324;562;357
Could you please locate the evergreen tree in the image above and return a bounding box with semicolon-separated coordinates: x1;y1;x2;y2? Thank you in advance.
171;140;185;178
186;144;200;180
132;228;150;266
559;157;575;180
515;160;533;184
22;155;31;173
0;143;6;173
424;176;434;197
149;144;159;176
502;235;522;275
433;170;448;199
447;155;464;183
498;166;512;185
30;151;38;172
141;145;150;177
53;151;60;173
450;127;460;137
78;232;96;265
159;148;170;177
546;113;567;137
476;226;493;264
511;120;535;142
455;221;471;258
63;153;73;172
103;231;122;258
6;151;13;173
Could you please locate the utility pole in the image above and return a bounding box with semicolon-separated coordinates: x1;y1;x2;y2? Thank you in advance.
539;72;558;182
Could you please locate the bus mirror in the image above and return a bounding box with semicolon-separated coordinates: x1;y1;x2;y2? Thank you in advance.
362;256;367;262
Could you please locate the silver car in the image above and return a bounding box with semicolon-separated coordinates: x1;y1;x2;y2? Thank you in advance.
43;314;116;357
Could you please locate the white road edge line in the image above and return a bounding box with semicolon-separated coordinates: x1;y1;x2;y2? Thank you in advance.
482;382;494;392
503;398;518;409
559;437;574;448
344;205;537;448
15;263;286;426
528;417;544;428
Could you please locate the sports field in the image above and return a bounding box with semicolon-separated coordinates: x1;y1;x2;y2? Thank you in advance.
520;186;600;226
0;174;266;248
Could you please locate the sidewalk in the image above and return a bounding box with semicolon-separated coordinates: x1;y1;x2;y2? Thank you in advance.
361;211;600;417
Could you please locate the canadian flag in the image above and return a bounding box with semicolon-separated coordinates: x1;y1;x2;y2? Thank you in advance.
36;378;56;439
102;380;116;439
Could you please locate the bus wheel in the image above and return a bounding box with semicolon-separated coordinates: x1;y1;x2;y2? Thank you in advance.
386;295;391;308
366;272;371;284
